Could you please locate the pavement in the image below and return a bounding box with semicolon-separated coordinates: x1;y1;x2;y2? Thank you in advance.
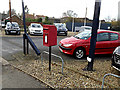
1;57;49;89
0;57;9;66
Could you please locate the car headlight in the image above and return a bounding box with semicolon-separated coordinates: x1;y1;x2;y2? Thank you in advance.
113;47;118;53
30;29;34;31
63;44;73;47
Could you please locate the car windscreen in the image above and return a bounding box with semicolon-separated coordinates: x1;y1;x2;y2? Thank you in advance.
85;27;92;30
12;23;19;27
56;24;67;30
7;23;19;27
32;24;41;28
74;30;91;40
1;22;5;24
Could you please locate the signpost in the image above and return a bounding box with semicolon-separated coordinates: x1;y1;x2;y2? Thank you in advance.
22;0;40;55
84;0;102;71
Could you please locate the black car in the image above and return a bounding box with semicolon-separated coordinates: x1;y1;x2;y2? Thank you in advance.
5;22;21;35
112;46;120;71
54;23;68;36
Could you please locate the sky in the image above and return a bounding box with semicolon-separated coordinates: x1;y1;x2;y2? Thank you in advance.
0;0;120;20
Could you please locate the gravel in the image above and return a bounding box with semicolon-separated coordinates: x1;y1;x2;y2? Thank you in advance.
9;51;120;88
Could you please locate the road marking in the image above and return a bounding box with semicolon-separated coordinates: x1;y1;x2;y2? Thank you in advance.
2;49;13;53
12;48;22;51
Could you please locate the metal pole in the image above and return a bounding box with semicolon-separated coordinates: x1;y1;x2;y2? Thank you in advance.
9;0;12;22
86;0;102;71
41;51;64;74
99;20;101;29
102;73;120;89
84;7;87;26
23;34;26;54
49;46;51;71
22;0;27;34
72;17;74;32
27;38;29;54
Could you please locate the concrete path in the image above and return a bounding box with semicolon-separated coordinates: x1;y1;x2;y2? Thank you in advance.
1;57;48;89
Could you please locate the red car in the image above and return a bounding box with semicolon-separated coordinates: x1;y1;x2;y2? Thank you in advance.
59;30;120;59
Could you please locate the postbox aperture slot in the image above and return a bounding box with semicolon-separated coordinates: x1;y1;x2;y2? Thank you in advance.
44;28;49;30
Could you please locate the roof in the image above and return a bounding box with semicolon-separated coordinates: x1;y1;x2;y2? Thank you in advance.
25;14;35;19
98;29;119;34
2;14;9;20
36;15;46;18
5;14;22;20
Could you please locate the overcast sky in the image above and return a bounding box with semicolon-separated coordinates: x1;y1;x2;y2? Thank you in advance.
0;0;120;20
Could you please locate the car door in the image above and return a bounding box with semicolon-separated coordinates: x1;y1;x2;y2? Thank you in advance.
95;32;110;54
109;33;119;53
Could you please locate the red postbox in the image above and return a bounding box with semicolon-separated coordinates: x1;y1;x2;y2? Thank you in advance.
43;25;57;47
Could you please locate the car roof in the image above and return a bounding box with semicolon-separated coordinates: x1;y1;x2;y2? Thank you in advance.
7;22;18;24
81;26;92;28
97;29;119;34
31;23;41;25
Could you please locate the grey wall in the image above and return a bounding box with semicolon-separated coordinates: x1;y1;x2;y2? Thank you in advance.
66;22;111;32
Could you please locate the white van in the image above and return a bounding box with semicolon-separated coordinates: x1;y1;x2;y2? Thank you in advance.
79;26;92;32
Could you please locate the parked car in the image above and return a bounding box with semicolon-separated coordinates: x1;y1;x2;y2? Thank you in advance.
1;21;6;28
54;23;68;36
59;30;120;59
28;23;43;35
112;46;120;71
5;22;21;35
78;26;92;32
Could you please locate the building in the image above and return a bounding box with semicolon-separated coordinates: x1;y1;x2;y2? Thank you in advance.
5;14;23;26
35;15;46;22
60;17;94;23
1;14;9;21
48;17;60;23
25;14;35;19
118;1;120;21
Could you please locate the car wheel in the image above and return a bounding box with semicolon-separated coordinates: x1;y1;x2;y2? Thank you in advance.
65;32;67;36
74;48;85;59
5;31;9;35
17;31;21;35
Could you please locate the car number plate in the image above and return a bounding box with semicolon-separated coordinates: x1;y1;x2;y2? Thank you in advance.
11;31;16;33
60;32;65;34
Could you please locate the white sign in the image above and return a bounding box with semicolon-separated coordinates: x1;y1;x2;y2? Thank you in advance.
87;57;92;62
45;35;47;43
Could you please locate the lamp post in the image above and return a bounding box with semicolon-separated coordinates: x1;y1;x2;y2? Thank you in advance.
99;20;101;29
84;0;102;71
72;13;77;32
84;7;87;26
9;0;12;22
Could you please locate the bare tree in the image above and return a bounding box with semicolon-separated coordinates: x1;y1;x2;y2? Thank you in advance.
25;5;29;14
105;16;111;22
62;10;77;17
7;9;16;15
